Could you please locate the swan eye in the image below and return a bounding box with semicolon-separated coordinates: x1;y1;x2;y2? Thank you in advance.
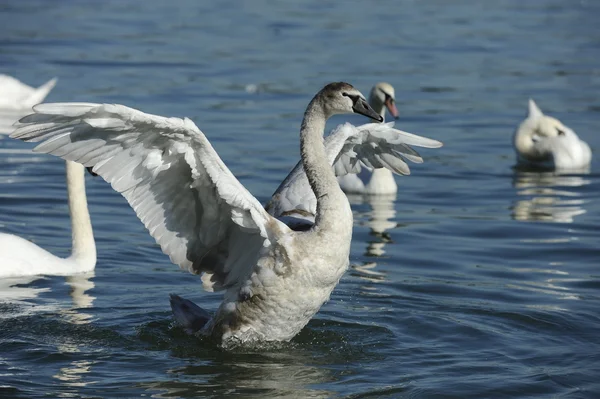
341;92;359;104
557;128;565;136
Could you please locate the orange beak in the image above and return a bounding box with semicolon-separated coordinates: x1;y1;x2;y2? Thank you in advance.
385;98;399;120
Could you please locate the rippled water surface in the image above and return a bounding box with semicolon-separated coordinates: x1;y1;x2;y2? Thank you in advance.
1;0;600;397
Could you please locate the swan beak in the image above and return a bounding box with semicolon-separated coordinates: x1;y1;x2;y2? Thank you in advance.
353;98;383;122
385;98;399;120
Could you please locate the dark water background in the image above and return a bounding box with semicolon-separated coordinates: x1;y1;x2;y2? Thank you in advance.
1;0;599;397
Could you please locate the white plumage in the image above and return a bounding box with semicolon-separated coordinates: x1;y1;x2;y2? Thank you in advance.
513;99;592;170
0;161;96;278
266;121;442;229
0;74;57;110
337;82;417;195
0;74;58;134
11;82;440;345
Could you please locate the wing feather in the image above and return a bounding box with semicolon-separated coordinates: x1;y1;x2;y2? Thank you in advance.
12;102;289;292
266;121;441;224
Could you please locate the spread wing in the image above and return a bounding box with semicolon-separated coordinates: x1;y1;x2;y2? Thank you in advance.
266;122;442;228
11;102;289;291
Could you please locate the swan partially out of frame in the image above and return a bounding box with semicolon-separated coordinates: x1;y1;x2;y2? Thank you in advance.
0;74;58;134
0;74;57;110
514;99;591;170
0;161;96;278
11;82;439;345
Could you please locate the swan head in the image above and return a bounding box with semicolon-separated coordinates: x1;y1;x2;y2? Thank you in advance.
369;82;399;120
318;82;383;122
523;99;575;139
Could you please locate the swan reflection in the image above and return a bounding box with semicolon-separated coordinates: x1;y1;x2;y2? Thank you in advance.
151;349;334;398
0;271;97;392
54;271;97;394
348;193;397;283
511;169;590;223
0;276;51;313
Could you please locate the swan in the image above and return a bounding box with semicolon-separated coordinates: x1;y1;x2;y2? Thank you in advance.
11;82;436;345
0;74;57;134
0;161;96;278
337;82;404;195
514;99;592;170
0;74;57;110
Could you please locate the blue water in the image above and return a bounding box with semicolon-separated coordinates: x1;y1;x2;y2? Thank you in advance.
1;0;600;397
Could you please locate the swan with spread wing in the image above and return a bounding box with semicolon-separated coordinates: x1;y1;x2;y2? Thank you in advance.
336;82;411;195
11;82;440;345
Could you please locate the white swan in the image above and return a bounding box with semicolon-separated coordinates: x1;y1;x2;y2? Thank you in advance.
265;120;442;230
337;82;404;194
0;161;96;278
0;74;57;110
11;82;435;345
0;74;57;134
514;99;592;170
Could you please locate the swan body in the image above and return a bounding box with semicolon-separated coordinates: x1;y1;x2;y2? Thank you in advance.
514;99;592;170
337;82;403;194
11;82;387;344
0;161;96;278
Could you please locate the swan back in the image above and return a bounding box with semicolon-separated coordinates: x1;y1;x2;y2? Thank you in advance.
514;99;591;170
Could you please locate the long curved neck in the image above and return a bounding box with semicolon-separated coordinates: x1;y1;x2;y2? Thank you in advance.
300;97;349;230
368;93;386;122
65;161;96;269
514;120;538;157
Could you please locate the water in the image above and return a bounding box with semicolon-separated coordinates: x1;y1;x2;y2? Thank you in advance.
1;0;600;397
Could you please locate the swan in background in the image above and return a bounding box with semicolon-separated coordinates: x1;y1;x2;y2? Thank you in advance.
0;74;58;134
513;99;592;170
0;161;96;278
337;82;404;195
266;120;441;230
0;74;58;110
11;82;439;345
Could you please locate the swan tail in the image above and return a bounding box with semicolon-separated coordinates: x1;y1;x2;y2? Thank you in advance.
23;77;57;108
169;294;211;335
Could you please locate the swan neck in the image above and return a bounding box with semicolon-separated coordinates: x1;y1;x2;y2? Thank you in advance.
300;97;349;229
367;92;387;122
66;161;96;269
514;120;537;156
